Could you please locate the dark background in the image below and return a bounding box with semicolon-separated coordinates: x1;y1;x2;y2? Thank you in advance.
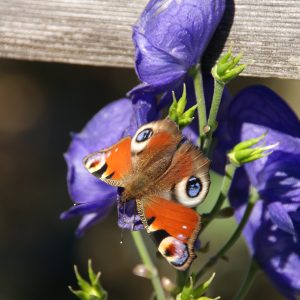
0;58;298;300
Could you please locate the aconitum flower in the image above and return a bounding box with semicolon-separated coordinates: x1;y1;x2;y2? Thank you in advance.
61;96;157;236
131;0;225;94
215;86;300;299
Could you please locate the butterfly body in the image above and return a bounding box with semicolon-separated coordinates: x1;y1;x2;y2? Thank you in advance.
84;118;210;270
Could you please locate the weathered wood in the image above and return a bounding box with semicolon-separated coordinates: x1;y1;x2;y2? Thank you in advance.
0;0;299;79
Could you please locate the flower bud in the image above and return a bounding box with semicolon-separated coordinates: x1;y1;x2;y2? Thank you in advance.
133;264;152;279
176;273;219;300
69;260;107;300
228;132;279;167
212;47;246;85
169;84;197;130
161;277;176;292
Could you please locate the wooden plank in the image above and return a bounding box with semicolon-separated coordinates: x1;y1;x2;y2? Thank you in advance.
0;0;299;79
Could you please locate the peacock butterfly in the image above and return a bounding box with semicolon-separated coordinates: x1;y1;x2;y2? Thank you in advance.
83;118;210;270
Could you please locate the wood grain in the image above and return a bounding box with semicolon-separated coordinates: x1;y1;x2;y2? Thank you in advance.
0;0;299;79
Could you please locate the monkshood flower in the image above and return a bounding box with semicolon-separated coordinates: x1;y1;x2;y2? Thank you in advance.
214;85;300;299
130;0;225;94
61;95;157;236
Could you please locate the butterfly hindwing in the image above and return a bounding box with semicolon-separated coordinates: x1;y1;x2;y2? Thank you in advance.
154;141;211;207
137;196;201;271
83;137;132;187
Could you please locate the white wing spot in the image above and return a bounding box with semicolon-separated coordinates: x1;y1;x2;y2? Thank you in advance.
115;148;119;152
182;225;188;230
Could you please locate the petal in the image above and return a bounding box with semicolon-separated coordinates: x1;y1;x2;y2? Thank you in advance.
254;150;300;204
75;212;108;237
241;125;300;189
268;201;296;237
60;200;114;220
218;85;300;148
131;30;186;94
213;85;300;174
118;199;144;231
132;0;225;93
223;85;300;298
124;93;159;136
230;187;300;298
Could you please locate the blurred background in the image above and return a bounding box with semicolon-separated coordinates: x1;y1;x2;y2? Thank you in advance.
0;58;298;300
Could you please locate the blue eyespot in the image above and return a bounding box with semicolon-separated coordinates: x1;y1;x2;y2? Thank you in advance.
186;176;202;198
136;128;153;143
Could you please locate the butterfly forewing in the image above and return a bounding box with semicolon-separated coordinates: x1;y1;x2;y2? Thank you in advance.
83;137;132;187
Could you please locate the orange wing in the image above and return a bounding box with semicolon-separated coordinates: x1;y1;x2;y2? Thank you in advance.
83;137;132;187
137;196;201;271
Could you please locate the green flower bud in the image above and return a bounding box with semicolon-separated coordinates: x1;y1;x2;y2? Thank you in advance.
228;133;279;167
176;273;219;300
69;260;107;300
212;47;246;85
168;84;197;130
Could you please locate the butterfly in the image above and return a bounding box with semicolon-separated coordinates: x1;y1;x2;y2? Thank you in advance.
83;118;210;271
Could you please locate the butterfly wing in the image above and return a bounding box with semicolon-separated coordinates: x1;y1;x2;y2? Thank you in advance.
130;118;183;177
153;141;211;207
136;196;201;271
131;120;210;270
83;137;132;187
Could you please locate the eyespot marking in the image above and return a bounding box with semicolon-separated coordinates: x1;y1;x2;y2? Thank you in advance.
136;128;153;143
186;176;202;198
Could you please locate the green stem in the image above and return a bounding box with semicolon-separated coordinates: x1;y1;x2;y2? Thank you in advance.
203;79;225;154
172;269;189;296
193;66;207;148
201;163;236;232
195;187;259;283
233;260;259;300
131;231;166;300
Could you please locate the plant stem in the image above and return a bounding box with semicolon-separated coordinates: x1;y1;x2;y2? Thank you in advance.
203;79;225;154
201;163;236;232
131;231;166;300
195;187;259;283
193;66;207;148
173;269;189;296
233;260;259;300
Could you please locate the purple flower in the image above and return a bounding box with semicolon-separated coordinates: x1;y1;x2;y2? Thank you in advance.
131;0;225;94
215;86;300;299
61;96;158;236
